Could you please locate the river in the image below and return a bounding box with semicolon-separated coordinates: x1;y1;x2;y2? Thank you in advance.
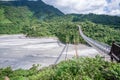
0;34;99;69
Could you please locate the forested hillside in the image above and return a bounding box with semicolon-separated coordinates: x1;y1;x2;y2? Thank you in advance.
0;0;64;34
0;6;33;34
0;0;120;45
22;16;120;45
0;0;64;18
72;13;120;27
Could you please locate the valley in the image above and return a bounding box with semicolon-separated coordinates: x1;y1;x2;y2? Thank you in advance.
0;0;120;80
0;34;99;69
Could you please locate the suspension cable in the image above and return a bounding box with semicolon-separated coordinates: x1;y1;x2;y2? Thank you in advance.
78;25;111;55
65;44;69;60
54;44;67;64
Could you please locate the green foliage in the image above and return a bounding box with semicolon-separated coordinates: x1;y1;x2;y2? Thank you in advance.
0;1;119;45
0;0;64;19
29;56;120;80
23;18;120;45
11;76;27;80
55;22;82;43
0;24;22;34
0;57;120;80
72;13;120;27
0;65;40;80
0;6;33;34
4;6;33;24
80;21;120;45
0;8;5;22
0;8;11;24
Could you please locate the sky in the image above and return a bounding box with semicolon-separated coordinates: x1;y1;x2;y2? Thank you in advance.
42;0;120;16
1;0;120;16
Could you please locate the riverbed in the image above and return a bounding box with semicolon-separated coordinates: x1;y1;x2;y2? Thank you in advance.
0;34;99;69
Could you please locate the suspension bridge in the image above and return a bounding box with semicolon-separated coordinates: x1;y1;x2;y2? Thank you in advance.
78;25;111;54
55;25;120;64
78;25;120;62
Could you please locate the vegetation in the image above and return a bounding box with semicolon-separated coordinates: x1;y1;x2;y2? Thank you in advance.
22;18;120;45
80;21;120;45
0;0;120;45
0;0;63;34
0;0;64;18
0;1;120;80
0;56;120;80
72;13;120;27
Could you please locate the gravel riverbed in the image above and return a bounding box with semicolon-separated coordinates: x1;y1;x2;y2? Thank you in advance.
0;34;100;69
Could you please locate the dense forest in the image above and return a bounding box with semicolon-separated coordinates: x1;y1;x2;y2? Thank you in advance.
0;0;64;18
0;0;120;45
72;13;120;27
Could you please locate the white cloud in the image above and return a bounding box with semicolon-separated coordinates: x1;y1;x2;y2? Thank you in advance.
106;0;120;15
57;0;106;11
1;0;120;16
109;9;120;16
42;0;120;16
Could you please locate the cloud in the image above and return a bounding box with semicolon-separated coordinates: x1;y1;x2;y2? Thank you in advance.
1;0;120;16
42;0;120;16
105;0;120;15
0;0;37;1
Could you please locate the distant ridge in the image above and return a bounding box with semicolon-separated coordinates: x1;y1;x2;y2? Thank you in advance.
71;13;120;26
0;0;64;18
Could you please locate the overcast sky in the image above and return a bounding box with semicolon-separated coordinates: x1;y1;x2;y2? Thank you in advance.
42;0;120;16
1;0;120;16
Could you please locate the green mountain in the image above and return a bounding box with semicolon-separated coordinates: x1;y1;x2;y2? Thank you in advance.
71;13;120;26
0;0;64;19
0;0;119;44
0;0;64;34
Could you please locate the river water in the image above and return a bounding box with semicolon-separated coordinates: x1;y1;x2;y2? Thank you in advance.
0;34;99;69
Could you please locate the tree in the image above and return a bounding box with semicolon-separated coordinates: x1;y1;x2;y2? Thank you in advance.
0;8;5;23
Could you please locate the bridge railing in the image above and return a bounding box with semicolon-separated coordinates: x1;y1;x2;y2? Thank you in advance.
78;25;111;55
110;42;120;62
